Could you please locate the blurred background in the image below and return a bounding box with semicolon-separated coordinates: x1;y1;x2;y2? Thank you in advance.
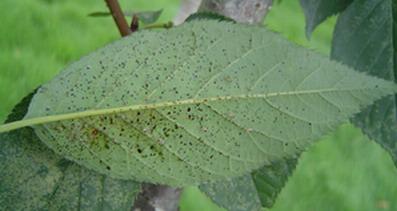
0;0;396;210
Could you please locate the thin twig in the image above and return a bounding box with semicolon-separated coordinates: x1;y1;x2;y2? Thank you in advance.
104;0;131;36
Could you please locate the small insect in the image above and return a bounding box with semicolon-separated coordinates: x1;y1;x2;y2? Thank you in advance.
91;128;99;137
223;75;233;82
227;112;235;118
143;127;151;133
158;139;165;145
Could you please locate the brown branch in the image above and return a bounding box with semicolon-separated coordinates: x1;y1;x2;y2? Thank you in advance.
104;0;131;36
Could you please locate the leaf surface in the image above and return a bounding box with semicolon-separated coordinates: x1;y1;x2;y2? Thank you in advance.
200;157;297;210
1;20;396;186
199;175;262;211
331;0;397;165
300;0;353;38
0;93;140;210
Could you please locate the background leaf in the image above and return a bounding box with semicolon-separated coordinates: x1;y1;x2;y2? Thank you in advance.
200;157;297;210
199;174;262;211
185;12;236;23
88;12;112;17
331;0;397;165
300;0;353;39
8;20;396;186
0;93;141;210
132;9;163;24
252;157;297;208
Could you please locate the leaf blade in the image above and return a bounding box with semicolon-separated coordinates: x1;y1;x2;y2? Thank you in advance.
2;20;395;186
300;0;353;38
252;157;297;208
133;9;163;24
199;174;262;211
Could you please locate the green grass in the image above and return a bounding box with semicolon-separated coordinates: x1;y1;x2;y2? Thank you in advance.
1;0;396;210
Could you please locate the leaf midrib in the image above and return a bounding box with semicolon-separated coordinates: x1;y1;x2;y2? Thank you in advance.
0;87;380;133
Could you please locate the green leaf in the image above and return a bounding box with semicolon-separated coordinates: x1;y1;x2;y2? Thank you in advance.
251;157;297;208
0;93;140;210
132;9;163;25
300;0;353;38
88;12;111;17
1;20;395;186
331;0;397;165
200;157;297;210
185;12;235;23
199;174;262;211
